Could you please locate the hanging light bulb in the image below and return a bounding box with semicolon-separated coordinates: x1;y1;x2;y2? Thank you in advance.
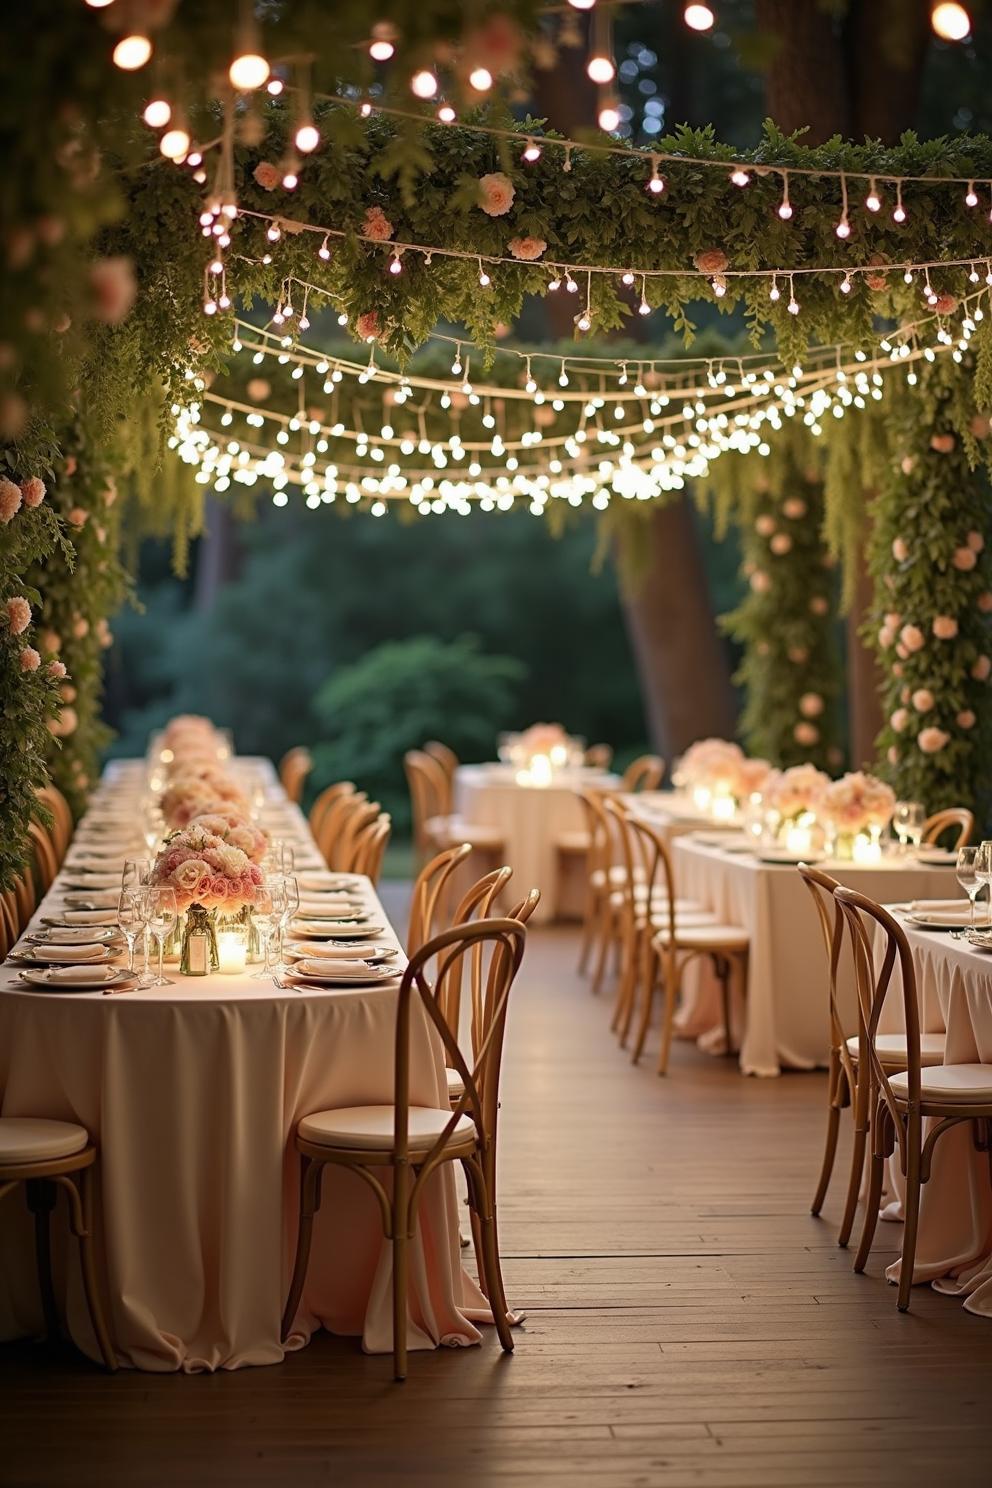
568;0;596;8
411;69;438;98
931;3;971;41
647;156;665;194
113;34;152;70
621;271;635;286
229;53;270;90
769;277;780;302
479;260;491;287
836;213;850;239
295;121;320;153
282;168;298;190
587;54;615;83
160;126;191;161
267;78;284;96
576;309;591;331
369;23;396;62
522;138;542;163
389;248;403;275
966;180;979;207
598;100;621;131
777;173;792;219
143;98;171;128
865;179;881;212
684;4;715;30
468;67;493;91
893;181;907;223
437;103;456;123
730;168;750;187
840;273;852;294
318;236;331;261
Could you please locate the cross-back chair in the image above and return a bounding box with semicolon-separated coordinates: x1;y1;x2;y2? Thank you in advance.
352;812;391;885
835;886;992;1310
6;870;36;938
404;750;450;865
281;917;528;1379
406;843;473;956
621;753;665;793
333;799;383;874
278;746;313;805
0;893;19;960
36;785;73;864
584;743;614;770
27;821;59;895
922;807;973;849
423;741;459;813
308;782;356;852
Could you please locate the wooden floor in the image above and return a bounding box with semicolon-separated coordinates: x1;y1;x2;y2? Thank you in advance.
2;918;991;1487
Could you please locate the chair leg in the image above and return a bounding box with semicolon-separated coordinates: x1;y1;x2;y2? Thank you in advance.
811;1052;844;1217
74;1168;117;1371
25;1180;59;1342
657;952;681;1077
577;876;596;973
897;1138;923;1313
715;955;734;1057
280;1156;321;1342
465;1158;514;1353
589;899;612;997
631;941;658;1065
853;1146;885;1274
838;1099;869;1249
618;926;646;1048
392;1161;410;1381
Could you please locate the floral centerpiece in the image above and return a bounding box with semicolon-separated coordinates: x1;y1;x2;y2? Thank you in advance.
150;822;265;974
818;771;896;858
675;738;745;794
160;769;248;828
188;811;269;864
764;763;830;823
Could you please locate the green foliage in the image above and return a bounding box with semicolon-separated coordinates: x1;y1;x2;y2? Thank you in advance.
310;635;524;827
868;359;992;815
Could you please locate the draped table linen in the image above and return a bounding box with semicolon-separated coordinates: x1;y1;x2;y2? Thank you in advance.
669;837;959;1076
0;762;487;1371
873;918;992;1318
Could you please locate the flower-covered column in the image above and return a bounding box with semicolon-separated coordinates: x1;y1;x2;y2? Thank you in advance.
870;362;992;812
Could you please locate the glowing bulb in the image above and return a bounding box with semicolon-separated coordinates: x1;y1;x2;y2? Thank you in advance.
209;258;223;275
769;283;780;301
469;67;493;91
266;224;281;242
787;296;799;315
318;239;331;261
479;269;491;286
411;70;438;98
369;39;395;61
437;103;456;123
598;105;621;131
638;298;651;316
113;34;152;71
840;275;852;294
684;4;715;29
295;123;319;153
835;216;850;239
267;78;284;96
586;55;615;84
931;3;971;41
731;168;750;187
229;53;270;90
566;274;578;293
203;299;217;316
865;188;881;212
143;98;171;129
778;199;792;220
389;256;402;275
577;311;591;331
621;271;635;286
893;203;906;223
160;128;191;161
282;171;298;190
85;0;114;6
966;183;979;206
568;0;596;8
522;138;542;163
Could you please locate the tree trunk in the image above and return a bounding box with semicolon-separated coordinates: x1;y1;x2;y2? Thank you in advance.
755;0;850;142
193;499;242;613
617;503;737;759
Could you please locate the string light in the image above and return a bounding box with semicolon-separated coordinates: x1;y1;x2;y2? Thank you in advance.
647;155;665;194
411;70;438;99
769;274;780;302
522;137;542;163
893;180;907;223
684;4;715;29
368;23;396;62
160;126;191;161
730;168;750;187
598;100;621;132
267;78;284;96
965;180;979;206
865;178;881;213
389;247;403;275
587;54;615;84
143;98;171;129
777;171;792;220
840;273;852;294
468;67;493;91
638;275;650;315
931;3;972;42
835;173;850;239
787;276;800;314
113;34;152;70
295;121;320;153
437;103;456;123
318;235;331;261
229;52;270;90
478;259;491;287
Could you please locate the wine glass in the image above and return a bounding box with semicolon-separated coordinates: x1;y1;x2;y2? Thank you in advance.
262;840;295;876
142;886;177;986
250;887;280;982
116;891;144;979
269;872;300;977
122;859;153;982
975;842;992;929
956;846;983;930
892;801;912;853
903;802;926;854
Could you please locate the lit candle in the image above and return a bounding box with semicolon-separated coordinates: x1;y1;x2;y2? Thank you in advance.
549;743;568;769
692;785;712;812
785;824;812;855
217;930;247;974
852;832;882;865
528;753;553;787
712;792;736;821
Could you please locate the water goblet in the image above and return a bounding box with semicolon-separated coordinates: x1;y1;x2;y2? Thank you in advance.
269;872;300;976
250;888;280;982
904;802;926;854
116;891;144;980
122;859;153;981
956;846;982;930
142;886;177;986
892;801;912;854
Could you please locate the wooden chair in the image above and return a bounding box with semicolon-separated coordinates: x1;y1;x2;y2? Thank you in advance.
407;843;473;956
333;799;382;874
836;886;992;1309
0;1118;116;1370
36;785;73;863
5;871;36;938
281;918;528;1379
800;865;946;1247
312;789;368;869
308;781;355;847
27;820;59;895
404;750;450;865
352;812;391;886
279;746;313;805
423;741;458;814
621;754;665;793
584;743;614;771
0;894;19;960
922;807;973;849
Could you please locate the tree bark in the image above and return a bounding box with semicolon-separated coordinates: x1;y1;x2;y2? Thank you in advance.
755;1;850;142
193;499;242;613
617;503;737;759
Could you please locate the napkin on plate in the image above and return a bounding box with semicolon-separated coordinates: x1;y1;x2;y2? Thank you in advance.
60;909;118;927
292;959;388;980
291;918;376;936
907;900;972;924
42;965;115;985
287;940;391;960
296;896;365;917
64;873;122;890
32;942;108;963
63;891;120;910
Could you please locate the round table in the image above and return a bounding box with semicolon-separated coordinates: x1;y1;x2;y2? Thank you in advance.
454;763;617;924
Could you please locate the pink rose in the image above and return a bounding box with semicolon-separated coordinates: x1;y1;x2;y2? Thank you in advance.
770;532;792;555
892;663;904;677
930;432;956;454
793;721;819;746
40;629;60;653
892;537;909;561
0;478;22;523
957;709;976;728
19;477;45;508
787;645;808;664
355;311;380;342
952;546;977;571
60;683;76;702
67;506;89;528
890;708;909;732
755;514;775;537
901;687;911;705
19;646;40;671
89;256;137;324
73;616;89;639
972;654;991;680
932;615;958;639
878;626;895;649
749;570;770;594
508;236;547;261
899;623;925;653
935;294;958;315
362;205;394;242
809;596;829;616
693;249;728;275
967;530;985;553
799;692;824;718
6;596;30;635
887;746;899;765
253;162;280;190
970;414;991;438
918;727;949;754
911;688;934;711
884;612;902;628
900;457;916;476
47;659;66;679
978;592;992;613
57;705;76;735
477;172;515;217
782;497;806;519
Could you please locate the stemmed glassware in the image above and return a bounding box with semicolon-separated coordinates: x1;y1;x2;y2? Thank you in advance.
116;891;145;980
122;858;153;984
262;841;295;876
975;842;992;929
250;888;280;982
893;801;925;854
267;872;300;980
956;846;983;930
142;886;177;986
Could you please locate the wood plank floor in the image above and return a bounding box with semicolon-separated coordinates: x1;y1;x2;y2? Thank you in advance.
2;916;991;1487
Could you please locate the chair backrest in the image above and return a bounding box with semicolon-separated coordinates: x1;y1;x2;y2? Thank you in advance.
834;886;921;1168
353;812;391;885
621;753;665;793
0;892;20;959
397;918;527;1188
279;746;313;805
922;807;973;849
437;865;514;1037
584;743;614;771
9;871;35;936
403;750;448;857
576;787;616;883
797;864;848;1054
334;799;381;874
423;741;458;810
36;784;73;862
407;843;473;956
614;804;680;939
28;820;59;894
314;788;367;867
309;781;355;843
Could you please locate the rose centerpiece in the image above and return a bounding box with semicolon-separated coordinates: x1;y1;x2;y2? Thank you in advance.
150;822;265;974
818;771;896;860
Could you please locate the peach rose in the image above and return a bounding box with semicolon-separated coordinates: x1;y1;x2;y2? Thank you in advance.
810;596;829;616
793;721;819;746
6;596;30;634
885;611;902;628
693;249;728;276
19;645;40;670
20;476;45;508
47;659;66;679
253;162;280;190
782;497;806;519
787;646;808;664
89;256;137;323
934;294;958;315
72;616;89;639
477;172;515;217
900;623;925;653
770;532;792;555
362;206;393;242
890;708;909;732
0;477;22;523
967;530;985;552
978;592;992;613
930;432;956;454
953;546;977;571
917;727;949;754
799;692;824;718
892;662;904;677
957;709;976;728
887;745;900;765
972;654;991;680
67;506;88;527
509;236;547;261
355;311;380;342
892;537;909;561
749;570;771;593
755;514;776;536
911;688;934;711
932;615;959;639
878;626;896;649
970;414;991;439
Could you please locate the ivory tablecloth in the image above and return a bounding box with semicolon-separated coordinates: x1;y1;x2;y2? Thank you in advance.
0;763;486;1370
874;918;992;1318
454;763;616;923
671;838;960;1076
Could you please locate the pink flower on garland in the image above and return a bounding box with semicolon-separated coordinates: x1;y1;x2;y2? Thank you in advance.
0;478;22;523
19;646;40;672
67;506;89;527
362;206;394;242
890;708;909;733
911;688;934;712
770;532;792;555
693;249;728;276
932;615;959;639
47;659;67;679
253;162;280;190
957;709;976;728
793;721;819;746
508;236;547;261
972;654;991;680
917;727;949;754
782;497;807;519
967;529;985;552
952;546;977;571
355;311;381;342
891;536;909;561
88;256;137;324
899;623;925;653
978;591;992;613
20;476;45;507
6;597;30;635
477;173;515;217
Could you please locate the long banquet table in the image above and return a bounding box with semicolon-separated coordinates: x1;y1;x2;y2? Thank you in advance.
0;761;488;1371
874;914;992;1319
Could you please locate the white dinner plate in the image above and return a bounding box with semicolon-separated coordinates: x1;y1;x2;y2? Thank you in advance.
43;911;119;929
8;944;118;968
756;849;824;866
285;966;402;989
284;942;398;965
61;875;125;891
289;921;386;940
17;966;136;992
27;926;120;946
914;849;959;867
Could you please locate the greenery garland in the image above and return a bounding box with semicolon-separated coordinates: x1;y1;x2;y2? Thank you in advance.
869;359;992;816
